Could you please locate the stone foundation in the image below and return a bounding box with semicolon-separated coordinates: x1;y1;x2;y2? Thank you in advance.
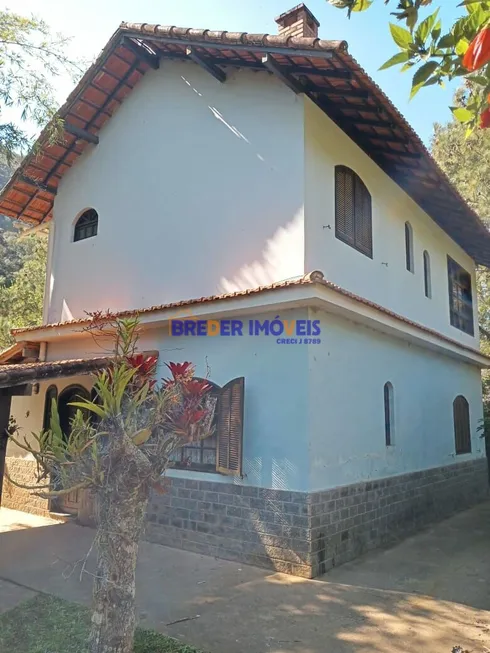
146;458;489;578
1;457;50;517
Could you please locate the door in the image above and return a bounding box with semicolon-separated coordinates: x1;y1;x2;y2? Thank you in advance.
55;385;90;515
0;395;12;506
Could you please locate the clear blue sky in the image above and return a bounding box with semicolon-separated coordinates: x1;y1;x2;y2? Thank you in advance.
11;0;465;144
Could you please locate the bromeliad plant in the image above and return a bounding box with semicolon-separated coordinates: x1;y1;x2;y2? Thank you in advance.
328;0;490;132
7;316;216;653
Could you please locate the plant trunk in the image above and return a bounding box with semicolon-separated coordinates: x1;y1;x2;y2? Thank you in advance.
89;481;149;653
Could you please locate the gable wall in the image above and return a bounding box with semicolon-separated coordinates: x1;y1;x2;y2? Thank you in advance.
304;97;479;348
46;62;306;323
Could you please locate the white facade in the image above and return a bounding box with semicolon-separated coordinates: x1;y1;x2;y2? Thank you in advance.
46;62;306;324
8;303;485;493
8;52;487;496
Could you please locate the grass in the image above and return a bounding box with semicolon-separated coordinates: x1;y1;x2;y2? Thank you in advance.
0;594;204;653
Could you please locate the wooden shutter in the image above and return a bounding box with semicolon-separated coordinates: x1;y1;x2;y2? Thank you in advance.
335;165;372;258
354;175;372;257
216;377;244;476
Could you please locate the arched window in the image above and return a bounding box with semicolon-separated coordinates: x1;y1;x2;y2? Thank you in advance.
74;208;98;242
405;222;414;272
168;377;245;475
43;385;58;430
453;395;471;454
384;382;394;446
423;250;431;298
335;165;372;258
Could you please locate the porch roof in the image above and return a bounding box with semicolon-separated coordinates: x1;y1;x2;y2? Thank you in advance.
0;357;109;389
0;19;488;264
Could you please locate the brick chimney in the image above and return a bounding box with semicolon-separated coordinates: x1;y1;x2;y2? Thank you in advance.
275;3;320;39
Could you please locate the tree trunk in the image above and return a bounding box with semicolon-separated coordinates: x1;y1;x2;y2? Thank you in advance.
89;480;149;653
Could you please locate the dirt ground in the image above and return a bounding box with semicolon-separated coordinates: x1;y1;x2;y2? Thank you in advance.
0;503;489;653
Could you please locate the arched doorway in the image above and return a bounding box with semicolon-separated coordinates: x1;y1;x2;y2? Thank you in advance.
55;385;90;515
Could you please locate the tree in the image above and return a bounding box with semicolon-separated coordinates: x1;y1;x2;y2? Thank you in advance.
0;10;81;162
0;232;47;350
328;0;490;131
431;115;490;329
7;317;216;653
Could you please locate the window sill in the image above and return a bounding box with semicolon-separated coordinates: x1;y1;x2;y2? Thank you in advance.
166;468;240;485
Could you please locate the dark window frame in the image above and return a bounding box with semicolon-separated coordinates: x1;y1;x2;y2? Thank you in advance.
423;250;431;298
405;222;414;272
335;165;373;259
384;382;394;446
453;395;471;455
447;256;474;336
74;209;98;242
170;379;220;473
169;377;244;476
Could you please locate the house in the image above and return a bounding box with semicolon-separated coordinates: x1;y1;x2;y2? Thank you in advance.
0;3;489;578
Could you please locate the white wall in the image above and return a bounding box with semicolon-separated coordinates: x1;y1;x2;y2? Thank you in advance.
304;98;479;348
47;62;305;323
307;308;485;492
7;375;93;457
21;309;311;492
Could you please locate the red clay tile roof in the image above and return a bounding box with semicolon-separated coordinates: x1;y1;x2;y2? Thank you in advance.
0;16;489;265
11;271;490;363
0;357;110;388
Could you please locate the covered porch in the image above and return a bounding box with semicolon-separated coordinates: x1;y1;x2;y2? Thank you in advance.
0;357;108;517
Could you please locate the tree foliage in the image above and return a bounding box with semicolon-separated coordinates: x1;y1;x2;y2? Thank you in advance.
328;0;490;130
0;232;47;349
7;318;216;653
0;10;81;162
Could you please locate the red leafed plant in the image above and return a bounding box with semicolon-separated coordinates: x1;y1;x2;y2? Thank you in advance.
6;316;216;653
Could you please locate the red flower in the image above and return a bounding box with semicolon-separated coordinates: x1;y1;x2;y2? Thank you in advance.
127;354;158;376
166;362;194;381
481;107;490;129
174;407;209;432
463;27;490;71
184;379;212;397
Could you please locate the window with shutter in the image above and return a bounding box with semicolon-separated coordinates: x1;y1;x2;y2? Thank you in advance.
447;257;474;335
423;250;431;298
405;222;414;272
169;380;220;472
335;165;372;258
217;377;245;476
169;377;244;475
453;395;471;455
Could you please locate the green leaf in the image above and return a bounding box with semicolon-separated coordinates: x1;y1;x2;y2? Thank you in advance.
69;400;107;419
351;0;372;11
455;37;469;56
416;9;440;46
438;33;455;49
389;23;413;49
379;51;410;70
412;61;439;88
451;106;475;123
132;428;152;446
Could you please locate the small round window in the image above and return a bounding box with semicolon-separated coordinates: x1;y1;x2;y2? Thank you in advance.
74;209;98;242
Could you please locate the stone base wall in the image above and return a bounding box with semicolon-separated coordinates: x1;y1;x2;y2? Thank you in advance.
146;458;489;578
1;457;50;517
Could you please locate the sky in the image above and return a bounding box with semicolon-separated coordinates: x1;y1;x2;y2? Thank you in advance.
8;0;466;145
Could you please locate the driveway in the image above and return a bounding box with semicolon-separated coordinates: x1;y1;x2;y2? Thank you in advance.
0;503;489;653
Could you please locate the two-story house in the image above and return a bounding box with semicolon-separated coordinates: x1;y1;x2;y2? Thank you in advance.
0;4;489;578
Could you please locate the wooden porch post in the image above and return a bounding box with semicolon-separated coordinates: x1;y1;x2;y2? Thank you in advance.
0;393;12;506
